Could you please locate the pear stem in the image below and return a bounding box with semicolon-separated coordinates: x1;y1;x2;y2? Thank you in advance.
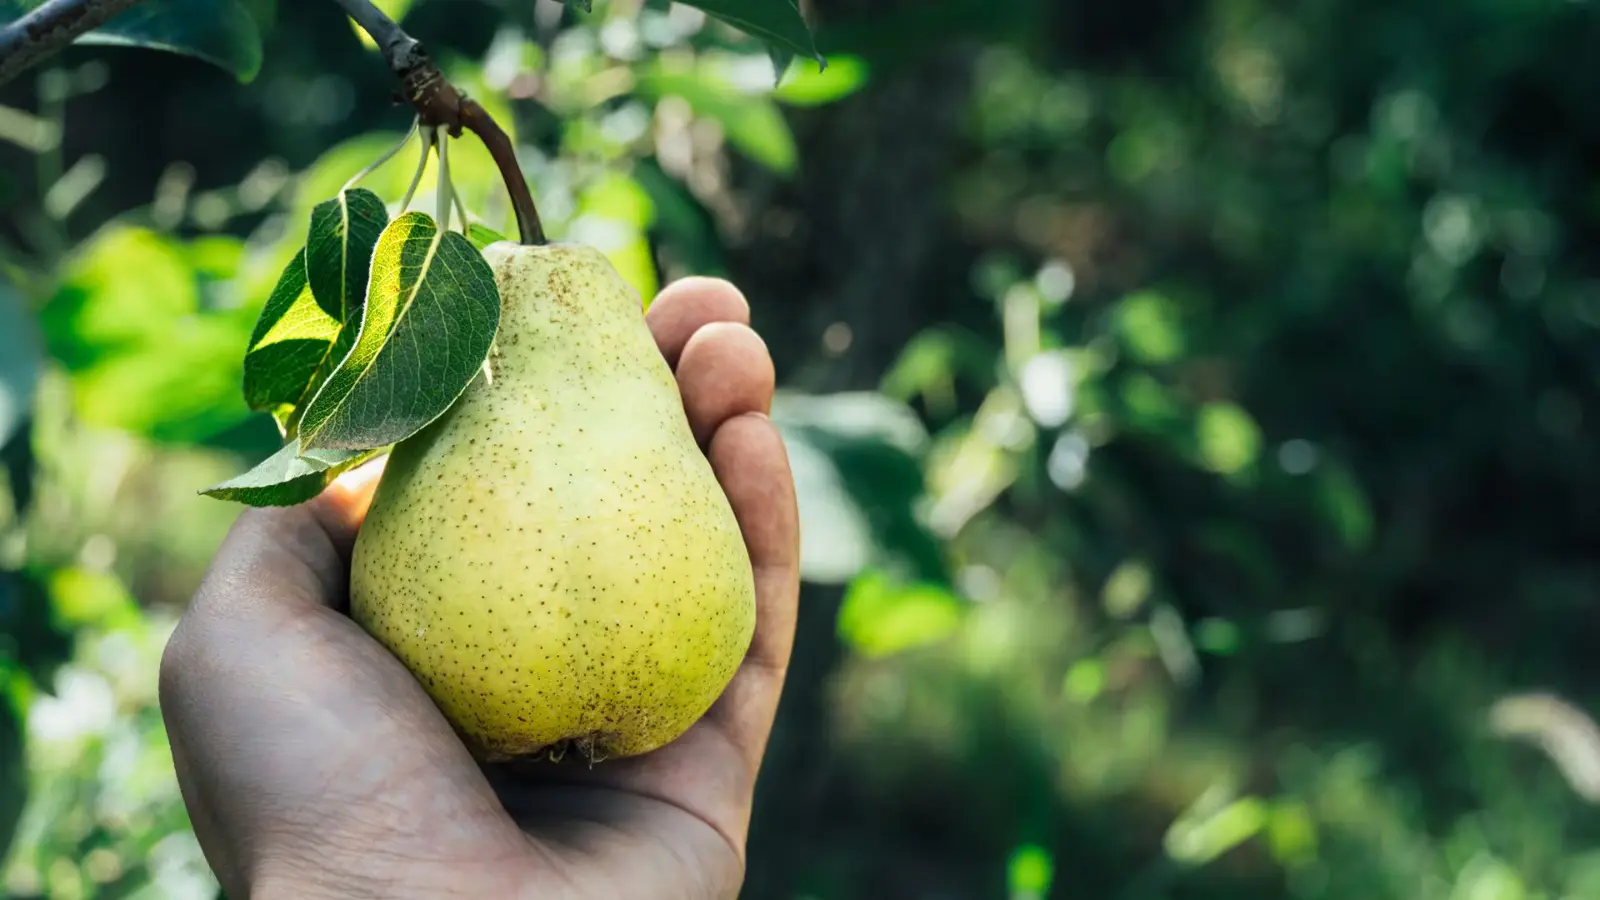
332;0;546;245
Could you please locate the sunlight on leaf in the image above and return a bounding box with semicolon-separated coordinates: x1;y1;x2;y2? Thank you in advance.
46;568;138;631
36;225;255;443
1196;402;1260;476
242;253;341;415
467;224;508;251
837;569;965;659
774;55;871;107
298;212;500;452
1007;843;1054;898
1116;290;1185;364
1165;794;1268;866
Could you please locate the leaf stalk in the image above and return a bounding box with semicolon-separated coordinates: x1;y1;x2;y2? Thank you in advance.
331;0;545;245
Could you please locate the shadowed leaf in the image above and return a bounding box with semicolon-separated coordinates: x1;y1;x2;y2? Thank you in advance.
305;187;389;323
202;438;377;506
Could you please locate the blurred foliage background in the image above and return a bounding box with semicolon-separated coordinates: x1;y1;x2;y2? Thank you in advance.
5;0;1600;896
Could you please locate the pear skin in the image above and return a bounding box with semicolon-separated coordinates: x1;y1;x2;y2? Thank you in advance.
348;241;757;761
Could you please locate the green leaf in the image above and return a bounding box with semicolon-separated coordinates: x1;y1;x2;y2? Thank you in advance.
562;0;592;11
305;188;390;323
36;225;255;443
467;224;508;251
679;0;820;65
836;569;965;658
202;438;377;506
637;67;797;174
298;212;500;452
0;0;264;82
1195;402;1261;476
242;253;341;413
774;55;871;107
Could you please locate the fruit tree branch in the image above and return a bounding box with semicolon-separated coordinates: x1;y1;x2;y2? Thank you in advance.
331;0;544;245
0;0;145;86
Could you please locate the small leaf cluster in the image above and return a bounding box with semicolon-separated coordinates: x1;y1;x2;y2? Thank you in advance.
203;189;504;507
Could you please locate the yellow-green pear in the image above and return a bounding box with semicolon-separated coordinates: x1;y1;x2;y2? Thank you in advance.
348;241;757;761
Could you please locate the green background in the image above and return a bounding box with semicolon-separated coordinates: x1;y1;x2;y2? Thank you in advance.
4;0;1600;897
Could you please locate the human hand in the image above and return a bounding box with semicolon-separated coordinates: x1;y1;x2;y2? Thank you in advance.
158;277;800;900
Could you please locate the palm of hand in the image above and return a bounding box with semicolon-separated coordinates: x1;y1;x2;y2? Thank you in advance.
160;279;798;900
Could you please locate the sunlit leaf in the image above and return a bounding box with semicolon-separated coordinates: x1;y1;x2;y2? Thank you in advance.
305;188;389;323
579;171;656;230
36;225;256;443
298;212;500;452
467;224;508;250
70;315;253;442
0;0;264;82
37;226;195;370
46;567;139;631
202;438;377;506
837;569;965;658
774;55;871;107
1116;290;1184;364
242;253;340;414
1165;796;1268;865
1008;844;1055;897
1195;402;1261;476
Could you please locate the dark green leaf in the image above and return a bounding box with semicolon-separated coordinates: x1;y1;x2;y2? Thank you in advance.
298;212;500;452
562;0;592;11
467;224;508;251
679;0;820;64
0;421;31;515
767;43;796;86
242;253;341;413
305;188;390;323
201;438;377;506
0;570;73;687
0;0;264;82
0;282;39;448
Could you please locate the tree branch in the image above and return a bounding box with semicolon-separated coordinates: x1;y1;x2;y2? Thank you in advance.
332;0;544;245
0;0;145;87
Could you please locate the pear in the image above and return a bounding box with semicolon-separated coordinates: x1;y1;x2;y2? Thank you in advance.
348;241;757;762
